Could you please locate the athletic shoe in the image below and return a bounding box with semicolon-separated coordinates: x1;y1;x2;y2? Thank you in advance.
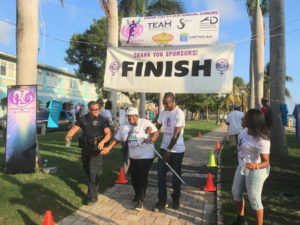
153;202;168;212
135;201;144;211
172;200;180;209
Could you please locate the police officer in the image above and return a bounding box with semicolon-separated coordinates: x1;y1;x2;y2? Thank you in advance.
65;101;111;205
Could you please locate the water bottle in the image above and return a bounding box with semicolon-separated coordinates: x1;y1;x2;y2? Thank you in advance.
43;158;48;168
66;136;72;148
241;154;250;176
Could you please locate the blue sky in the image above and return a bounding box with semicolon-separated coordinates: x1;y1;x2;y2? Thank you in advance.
0;0;299;112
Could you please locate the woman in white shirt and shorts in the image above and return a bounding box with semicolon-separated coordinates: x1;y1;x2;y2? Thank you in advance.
231;109;270;225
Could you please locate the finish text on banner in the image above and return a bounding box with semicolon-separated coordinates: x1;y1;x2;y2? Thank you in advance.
104;43;234;93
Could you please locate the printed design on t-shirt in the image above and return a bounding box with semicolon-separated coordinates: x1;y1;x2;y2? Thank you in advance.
164;117;173;134
92;120;98;126
238;136;244;152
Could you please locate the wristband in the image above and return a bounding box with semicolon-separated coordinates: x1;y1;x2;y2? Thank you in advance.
256;164;258;170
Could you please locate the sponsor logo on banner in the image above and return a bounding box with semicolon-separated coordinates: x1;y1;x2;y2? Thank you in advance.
147;20;172;30
120;10;219;46
216;59;229;75
109;62;120;75
8;87;35;107
152;33;174;44
121;18;144;44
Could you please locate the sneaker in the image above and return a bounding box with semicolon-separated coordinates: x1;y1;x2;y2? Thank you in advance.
135;201;144;211
172;200;180;209
154;202;168;212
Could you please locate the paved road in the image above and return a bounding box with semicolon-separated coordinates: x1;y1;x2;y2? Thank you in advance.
57;125;228;225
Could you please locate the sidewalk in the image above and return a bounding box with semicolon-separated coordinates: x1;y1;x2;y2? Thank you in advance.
58;125;227;225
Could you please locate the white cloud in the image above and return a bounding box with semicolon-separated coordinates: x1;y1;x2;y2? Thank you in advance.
203;0;245;23
0;20;14;45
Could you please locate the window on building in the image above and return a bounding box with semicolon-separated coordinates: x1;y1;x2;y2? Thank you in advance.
46;71;59;87
7;62;16;78
0;60;7;76
37;70;43;85
69;78;73;89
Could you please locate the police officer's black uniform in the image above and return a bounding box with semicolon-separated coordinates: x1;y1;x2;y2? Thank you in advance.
76;113;109;203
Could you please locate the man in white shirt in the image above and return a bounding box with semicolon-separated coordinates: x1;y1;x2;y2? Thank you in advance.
226;103;244;158
154;92;185;212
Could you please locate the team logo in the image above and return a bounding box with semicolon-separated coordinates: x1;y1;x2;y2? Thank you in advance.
92;120;98;126
8;87;35;107
200;16;218;24
109;62;120;75
121;18;143;44
216;59;229;75
152;33;174;44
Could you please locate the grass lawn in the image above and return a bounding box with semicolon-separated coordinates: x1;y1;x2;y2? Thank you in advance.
220;131;300;225
0;120;218;225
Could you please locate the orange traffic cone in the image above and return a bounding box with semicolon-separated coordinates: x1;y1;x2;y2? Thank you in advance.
115;167;128;184
43;210;54;225
220;123;224;127
216;141;221;150
204;173;217;192
198;131;202;137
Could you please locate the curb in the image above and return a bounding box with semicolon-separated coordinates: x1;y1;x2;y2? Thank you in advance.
216;138;226;225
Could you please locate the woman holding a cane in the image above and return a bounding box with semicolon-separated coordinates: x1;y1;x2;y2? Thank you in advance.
101;107;159;211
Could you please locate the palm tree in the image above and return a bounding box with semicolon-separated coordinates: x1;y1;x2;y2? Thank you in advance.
16;0;64;169
16;0;39;85
146;0;184;15
269;0;287;155
245;0;268;109
264;62;293;99
118;0;149;17
222;77;248;112
100;0;118;120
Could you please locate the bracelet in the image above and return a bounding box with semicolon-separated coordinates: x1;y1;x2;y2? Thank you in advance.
256;164;259;170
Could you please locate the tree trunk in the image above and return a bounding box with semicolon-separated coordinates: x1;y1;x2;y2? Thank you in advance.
16;0;40;169
100;0;118;121
249;21;255;109
16;0;39;85
139;93;145;118
269;0;287;155
253;2;264;109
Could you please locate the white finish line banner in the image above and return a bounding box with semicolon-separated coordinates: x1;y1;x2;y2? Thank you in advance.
120;10;219;46
104;43;234;93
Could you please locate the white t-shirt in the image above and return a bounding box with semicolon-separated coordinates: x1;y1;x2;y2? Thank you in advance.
157;107;185;153
115;118;157;159
226;110;244;135
238;128;270;165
